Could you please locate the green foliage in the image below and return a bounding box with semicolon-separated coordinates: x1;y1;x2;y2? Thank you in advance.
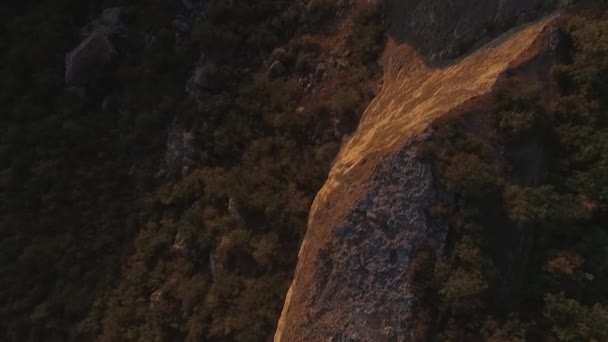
436;265;488;313
352;2;385;62
424;12;608;340
482;319;526;342
434;237;495;315
545;293;608;341
498;110;538;137
329;87;360;115
0;0;343;340
443;152;494;198
496;79;541;112
503;185;559;225
290;34;322;57
295;52;315;73
252;233;280;268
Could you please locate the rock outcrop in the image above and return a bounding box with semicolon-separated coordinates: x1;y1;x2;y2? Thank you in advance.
81;7;126;37
268;60;288;79
65;31;116;86
275;11;562;342
64;6;130;86
384;0;572;61
162;123;196;179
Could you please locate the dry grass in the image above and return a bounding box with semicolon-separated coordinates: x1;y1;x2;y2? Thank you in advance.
312;15;559;216
276;14;559;342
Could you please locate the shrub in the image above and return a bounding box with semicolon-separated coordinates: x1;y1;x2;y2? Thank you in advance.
352;7;384;63
353;25;383;62
443;152;494;198
290;34;321;54
329;88;359;115
481;319;526;342
496;79;541;112
498;110;537;137
503;185;558;225
544;293;608;341
295;52;315;74
437;265;488;313
252;233;279;267
353;0;379;25
307;0;337;19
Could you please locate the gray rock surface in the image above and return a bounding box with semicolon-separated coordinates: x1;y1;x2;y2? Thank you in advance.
276;146;445;341
176;0;206;39
100;8;123;30
164;124;196;178
383;0;571;61
315;62;326;76
228;197;247;228
271;47;288;62
192;62;221;90
82;7;126;37
186;57;225;102
268;60;288;79
65;31;116;86
173;18;191;33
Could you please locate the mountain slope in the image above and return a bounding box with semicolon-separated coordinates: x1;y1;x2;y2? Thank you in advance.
276;14;560;342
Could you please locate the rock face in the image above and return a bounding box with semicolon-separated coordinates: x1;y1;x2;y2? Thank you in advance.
192;62;221;90
384;0;571;61
163;123;196;178
275;11;562;342
268;60;288;79
280;146;440;341
186;56;224;101
81;7;126;37
177;0;205;38
65;31;116;86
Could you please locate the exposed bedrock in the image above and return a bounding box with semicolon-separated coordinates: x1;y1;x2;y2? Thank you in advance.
275;9;563;341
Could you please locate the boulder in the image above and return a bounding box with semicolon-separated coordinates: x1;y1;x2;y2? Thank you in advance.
82;7;125;37
182;0;195;10
171;233;189;257
192;63;221;90
100;7;123;29
315;62;326;76
155;169;168;180
209;237;230;279
268;60;287;79
164;124;196;178
335;58;348;69
384;0;569;62
65;31;116;86
173;18;191;33
228;197;247;228
271;47;287;62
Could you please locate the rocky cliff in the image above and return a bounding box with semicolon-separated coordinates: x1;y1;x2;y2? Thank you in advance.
384;0;571;61
275;3;564;340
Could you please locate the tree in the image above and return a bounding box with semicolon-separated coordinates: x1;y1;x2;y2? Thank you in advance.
443;152;494;198
503;185;558;225
544;293;608;341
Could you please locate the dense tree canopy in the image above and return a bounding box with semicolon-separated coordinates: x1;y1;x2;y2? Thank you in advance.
0;0;382;341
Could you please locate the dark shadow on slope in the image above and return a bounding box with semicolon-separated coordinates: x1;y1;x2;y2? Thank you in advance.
381;0;566;67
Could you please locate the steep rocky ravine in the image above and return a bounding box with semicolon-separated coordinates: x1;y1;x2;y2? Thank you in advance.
276;12;562;341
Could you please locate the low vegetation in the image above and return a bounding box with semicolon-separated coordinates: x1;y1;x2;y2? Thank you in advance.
0;1;384;341
414;13;608;340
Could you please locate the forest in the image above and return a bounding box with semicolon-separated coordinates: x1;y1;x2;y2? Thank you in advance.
414;10;608;340
0;0;382;341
